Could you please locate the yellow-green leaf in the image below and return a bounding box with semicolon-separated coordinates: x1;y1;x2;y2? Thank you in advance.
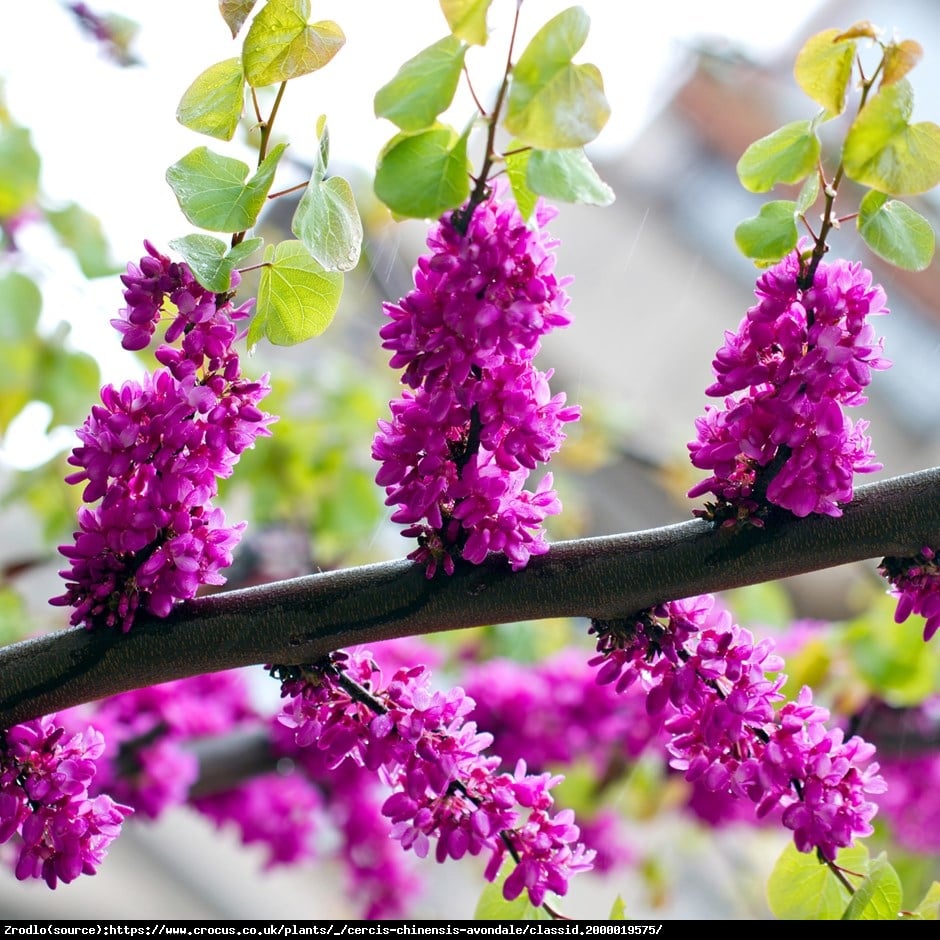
176;58;245;141
736;120;820;193
165;142;287;233
250;240;343;346
168;233;263;292
374;124;470;219
734;200;799;265
505;145;537;221
767;842;869;920
526;147;614;206
794;28;856;117
439;0;492;45
841;854;902;920
843;79;940;195
374;35;467;132
858;189;934;271
504;6;609;149
45;202;119;278
291;173;362;272
243;0;344;87
0;126;40;219
912;882;940;920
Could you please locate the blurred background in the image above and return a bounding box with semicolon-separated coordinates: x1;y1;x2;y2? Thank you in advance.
0;0;938;921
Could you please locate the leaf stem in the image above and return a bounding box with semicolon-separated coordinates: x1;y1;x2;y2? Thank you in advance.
453;0;524;234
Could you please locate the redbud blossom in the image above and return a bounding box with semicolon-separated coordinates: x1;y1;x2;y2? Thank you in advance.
373;185;579;575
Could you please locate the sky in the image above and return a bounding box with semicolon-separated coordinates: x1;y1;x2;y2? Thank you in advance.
0;0;826;466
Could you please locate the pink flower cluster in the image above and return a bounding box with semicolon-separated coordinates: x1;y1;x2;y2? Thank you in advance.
591;595;886;861
688;251;889;522
51;241;273;631
0;717;131;888
276;649;595;908
880;546;940;641
373;186;579;575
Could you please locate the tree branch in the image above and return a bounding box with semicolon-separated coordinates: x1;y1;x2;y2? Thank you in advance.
2;467;939;728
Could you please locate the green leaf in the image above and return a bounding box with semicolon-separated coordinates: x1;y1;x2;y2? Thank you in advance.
526;147;614;206
227;236;265;268
843;592;940;706
250;240;343;346
374;124;470;219
439;0;492;45
505;6;610;149
242;0;344;87
166;142;287;233
374;36;467;132
841;854;902;920
0;271;41;339
609;896;627;920
734;200;798;265
858;189;934;271
505;145;538;221
220;0;258;38
0;272;42;431
287;115;362;268
767;842;869;920
843;80;940;195
44;202;119;278
0;125;40;219
37;336;100;429
913;882;940;920
736;121;820;193
176;58;245;141
291;174;362;272
168;234;263;292
794;28;856;117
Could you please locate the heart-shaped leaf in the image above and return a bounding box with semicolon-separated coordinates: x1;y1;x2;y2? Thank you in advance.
374;124;470;219
176;58;245;141
526;147;614;206
843;79;940;195
794;28;856;117
439;0;492;45
166;142;287;232
250;240;343;346
168;234;264;292
858;189;934;271
734;200;798;265
292;174;362;272
504;6;609;149
374;35;467;132
737;121;820;193
243;0;344;87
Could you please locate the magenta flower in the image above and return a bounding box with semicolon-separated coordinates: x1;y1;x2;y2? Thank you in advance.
880;546;940;641
689;250;889;522
373;185;579;575
0;717;132;888
52;243;273;631
590;595;884;860
276;649;595;907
